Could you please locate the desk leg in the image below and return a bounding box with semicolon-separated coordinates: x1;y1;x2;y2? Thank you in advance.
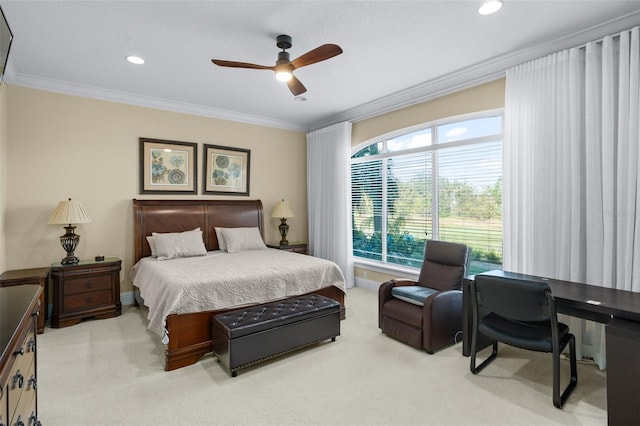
606;318;640;425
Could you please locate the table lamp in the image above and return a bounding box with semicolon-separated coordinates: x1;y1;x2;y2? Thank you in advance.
271;199;294;245
47;198;92;265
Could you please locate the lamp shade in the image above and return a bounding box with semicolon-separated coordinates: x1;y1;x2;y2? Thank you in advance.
271;199;294;219
47;198;92;225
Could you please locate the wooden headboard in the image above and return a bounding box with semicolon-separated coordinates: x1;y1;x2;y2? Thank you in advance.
133;199;264;262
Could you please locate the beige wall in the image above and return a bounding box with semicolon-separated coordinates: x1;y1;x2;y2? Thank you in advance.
0;83;7;273
3;78;506;294
351;78;506;284
5;85;307;293
352;78;506;146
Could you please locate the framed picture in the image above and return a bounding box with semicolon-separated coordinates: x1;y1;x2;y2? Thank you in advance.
139;138;197;194
203;144;250;195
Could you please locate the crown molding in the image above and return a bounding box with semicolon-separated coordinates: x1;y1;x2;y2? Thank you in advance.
5;10;639;135
309;10;640;131
5;70;307;132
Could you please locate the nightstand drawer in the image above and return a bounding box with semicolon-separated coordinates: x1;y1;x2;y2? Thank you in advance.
63;274;112;295
64;289;112;310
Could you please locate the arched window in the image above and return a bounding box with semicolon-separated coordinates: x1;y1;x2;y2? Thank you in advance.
351;110;503;275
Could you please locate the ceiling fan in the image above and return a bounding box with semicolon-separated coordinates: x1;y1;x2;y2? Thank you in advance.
211;34;343;96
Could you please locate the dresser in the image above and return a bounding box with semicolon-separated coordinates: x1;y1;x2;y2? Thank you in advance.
0;285;42;426
50;257;122;328
0;268;49;334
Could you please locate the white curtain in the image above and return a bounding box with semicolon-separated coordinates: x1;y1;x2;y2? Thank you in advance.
307;122;354;288
504;27;640;370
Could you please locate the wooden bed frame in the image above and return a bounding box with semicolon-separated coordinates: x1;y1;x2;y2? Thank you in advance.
133;199;346;371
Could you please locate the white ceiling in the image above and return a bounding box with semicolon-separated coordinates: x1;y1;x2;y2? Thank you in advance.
2;1;640;132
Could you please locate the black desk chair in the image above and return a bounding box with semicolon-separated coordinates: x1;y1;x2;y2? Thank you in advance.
469;274;577;408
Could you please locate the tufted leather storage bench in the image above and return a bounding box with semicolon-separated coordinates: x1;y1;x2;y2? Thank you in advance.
211;294;341;376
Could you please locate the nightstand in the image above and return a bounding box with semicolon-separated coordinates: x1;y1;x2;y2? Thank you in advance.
0;267;49;333
267;243;308;254
50;257;122;328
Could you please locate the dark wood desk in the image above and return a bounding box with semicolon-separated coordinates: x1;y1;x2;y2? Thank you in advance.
462;270;640;425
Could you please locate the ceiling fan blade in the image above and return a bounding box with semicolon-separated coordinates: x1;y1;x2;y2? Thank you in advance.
211;59;273;70
287;75;307;96
291;44;343;69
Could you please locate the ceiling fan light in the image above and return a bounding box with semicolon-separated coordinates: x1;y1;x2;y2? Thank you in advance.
126;55;145;65
275;71;292;82
479;0;503;15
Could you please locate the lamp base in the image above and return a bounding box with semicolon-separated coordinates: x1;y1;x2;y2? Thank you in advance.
61;255;80;265
59;225;81;265
278;218;289;246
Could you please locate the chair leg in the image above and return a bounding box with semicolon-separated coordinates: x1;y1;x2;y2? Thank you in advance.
553;334;578;408
470;340;498;374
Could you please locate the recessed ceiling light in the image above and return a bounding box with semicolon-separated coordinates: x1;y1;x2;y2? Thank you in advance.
126;55;145;65
479;0;503;15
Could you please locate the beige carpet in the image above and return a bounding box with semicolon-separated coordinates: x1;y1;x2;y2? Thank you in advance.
37;287;607;425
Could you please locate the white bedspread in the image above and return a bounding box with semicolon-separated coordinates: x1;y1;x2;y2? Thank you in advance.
130;249;346;339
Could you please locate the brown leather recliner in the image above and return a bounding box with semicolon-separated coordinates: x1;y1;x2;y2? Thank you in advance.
378;240;471;353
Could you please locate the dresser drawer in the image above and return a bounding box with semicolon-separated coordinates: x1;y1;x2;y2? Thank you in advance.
8;346;35;421
8;327;35;381
0;379;7;426
10;359;36;426
63;274;112;295
64;289;113;310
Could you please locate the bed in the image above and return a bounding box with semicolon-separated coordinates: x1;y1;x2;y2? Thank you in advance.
132;199;346;371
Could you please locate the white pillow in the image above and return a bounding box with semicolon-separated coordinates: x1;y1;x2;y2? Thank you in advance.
152;228;207;260
214;227;227;251
146;236;158;257
220;227;267;253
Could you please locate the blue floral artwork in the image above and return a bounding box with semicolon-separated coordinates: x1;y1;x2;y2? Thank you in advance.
203;144;249;195
211;154;243;187
150;148;189;186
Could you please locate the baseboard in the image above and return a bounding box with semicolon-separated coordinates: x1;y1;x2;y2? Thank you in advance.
120;291;135;306
355;277;380;292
